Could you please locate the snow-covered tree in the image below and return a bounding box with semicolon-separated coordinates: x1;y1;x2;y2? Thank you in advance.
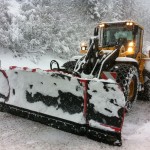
111;0;125;21
83;0;108;20
122;0;136;19
99;0;109;20
87;0;100;19
1;0;150;59
0;0;12;48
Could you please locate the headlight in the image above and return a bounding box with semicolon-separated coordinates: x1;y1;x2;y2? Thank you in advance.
81;46;86;51
126;22;133;26
127;41;135;54
81;42;87;47
99;23;105;28
128;41;134;47
126;22;130;25
127;47;134;53
80;42;87;51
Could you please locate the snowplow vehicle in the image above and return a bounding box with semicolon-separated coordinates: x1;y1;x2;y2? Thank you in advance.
0;20;150;146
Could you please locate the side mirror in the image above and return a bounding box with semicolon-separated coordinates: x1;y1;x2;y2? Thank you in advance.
133;25;138;35
94;27;99;36
94;38;99;50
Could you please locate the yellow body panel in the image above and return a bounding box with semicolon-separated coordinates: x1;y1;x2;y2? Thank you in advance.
79;21;149;87
80;50;88;54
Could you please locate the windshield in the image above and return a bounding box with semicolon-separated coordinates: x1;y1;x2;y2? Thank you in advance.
102;26;133;47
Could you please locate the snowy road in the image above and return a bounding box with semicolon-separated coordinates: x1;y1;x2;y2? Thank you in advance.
0;101;150;150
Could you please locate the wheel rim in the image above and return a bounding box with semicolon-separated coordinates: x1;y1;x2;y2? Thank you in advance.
128;79;135;101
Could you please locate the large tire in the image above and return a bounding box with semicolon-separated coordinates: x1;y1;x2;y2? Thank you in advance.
138;69;150;101
143;80;150;100
62;61;77;73
0;103;4;112
110;63;139;111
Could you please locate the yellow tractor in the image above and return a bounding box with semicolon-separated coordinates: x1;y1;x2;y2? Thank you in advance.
63;20;150;110
0;20;150;146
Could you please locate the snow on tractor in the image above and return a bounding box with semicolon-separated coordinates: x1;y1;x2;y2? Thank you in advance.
0;20;150;146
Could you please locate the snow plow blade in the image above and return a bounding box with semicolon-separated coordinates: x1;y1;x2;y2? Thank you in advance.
0;67;125;146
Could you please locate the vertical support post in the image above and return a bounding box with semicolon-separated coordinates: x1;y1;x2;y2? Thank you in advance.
80;79;88;119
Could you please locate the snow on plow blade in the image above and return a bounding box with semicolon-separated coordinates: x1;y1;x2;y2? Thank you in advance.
0;67;125;146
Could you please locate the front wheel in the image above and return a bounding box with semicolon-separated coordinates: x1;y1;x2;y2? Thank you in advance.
138;69;150;101
61;61;77;73
110;64;139;111
0;103;4;112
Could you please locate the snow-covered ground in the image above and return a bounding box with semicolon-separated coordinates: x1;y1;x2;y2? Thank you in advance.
0;48;150;150
0;48;66;69
0;101;150;150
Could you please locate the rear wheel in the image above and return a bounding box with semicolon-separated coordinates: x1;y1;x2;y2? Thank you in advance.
110;64;139;111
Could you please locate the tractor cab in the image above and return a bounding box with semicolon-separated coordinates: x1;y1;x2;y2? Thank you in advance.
80;21;144;58
97;21;144;58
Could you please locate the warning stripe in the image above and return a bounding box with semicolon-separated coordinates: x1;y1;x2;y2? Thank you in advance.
101;72;117;81
9;66;17;70
8;66;73;77
9;66;42;72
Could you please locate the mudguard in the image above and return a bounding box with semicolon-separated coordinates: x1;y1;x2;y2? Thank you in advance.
0;67;125;146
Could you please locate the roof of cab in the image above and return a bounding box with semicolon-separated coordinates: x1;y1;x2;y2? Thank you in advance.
99;20;144;30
